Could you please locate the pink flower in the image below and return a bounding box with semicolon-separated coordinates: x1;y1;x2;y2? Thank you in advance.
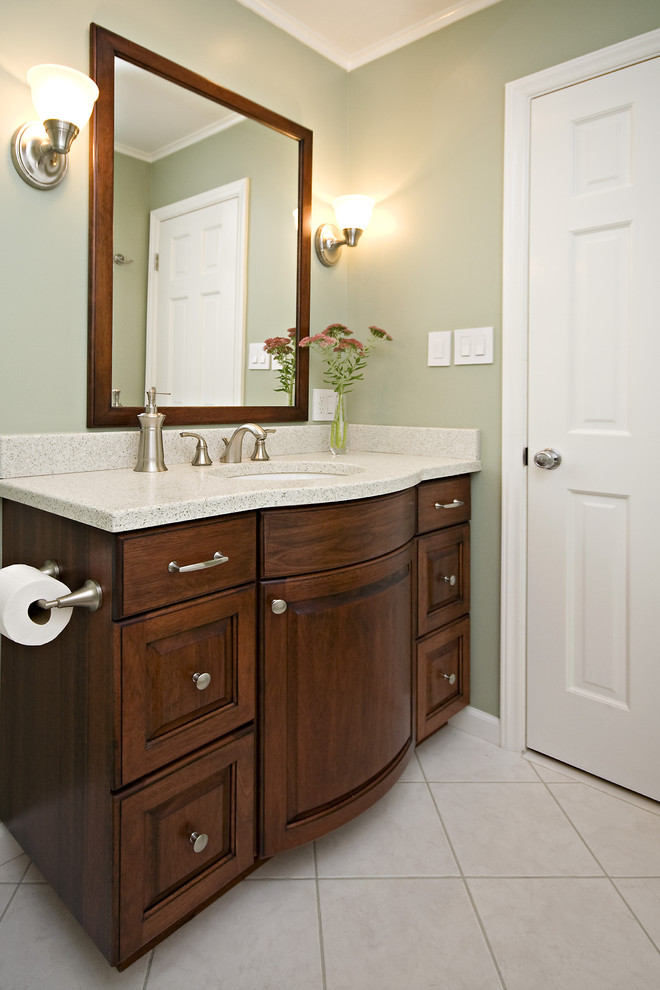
334;338;364;352
264;336;292;350
369;325;394;341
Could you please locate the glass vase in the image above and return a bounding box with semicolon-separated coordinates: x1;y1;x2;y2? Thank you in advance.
329;390;349;455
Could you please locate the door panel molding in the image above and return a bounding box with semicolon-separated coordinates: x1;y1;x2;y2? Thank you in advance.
500;28;660;754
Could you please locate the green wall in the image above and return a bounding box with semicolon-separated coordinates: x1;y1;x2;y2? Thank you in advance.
341;0;660;715
1;0;659;719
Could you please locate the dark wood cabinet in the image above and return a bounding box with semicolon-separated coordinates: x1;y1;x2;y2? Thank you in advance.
415;477;471;743
260;544;413;856
0;474;470;966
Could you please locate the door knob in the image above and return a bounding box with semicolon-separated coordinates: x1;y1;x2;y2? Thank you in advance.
533;448;562;470
271;599;288;614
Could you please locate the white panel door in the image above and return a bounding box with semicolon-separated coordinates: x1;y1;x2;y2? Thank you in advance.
145;181;247;406
526;58;660;799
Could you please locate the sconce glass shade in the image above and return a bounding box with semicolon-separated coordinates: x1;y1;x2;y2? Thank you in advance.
11;64;99;190
333;195;374;233
28;64;99;132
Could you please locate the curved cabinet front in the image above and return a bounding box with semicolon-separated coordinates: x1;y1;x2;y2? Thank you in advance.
260;542;413;857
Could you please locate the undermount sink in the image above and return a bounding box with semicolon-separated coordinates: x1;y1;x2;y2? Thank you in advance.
210;461;363;484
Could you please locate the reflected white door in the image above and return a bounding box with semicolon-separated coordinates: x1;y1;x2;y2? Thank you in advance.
526;57;660;799
145;180;248;406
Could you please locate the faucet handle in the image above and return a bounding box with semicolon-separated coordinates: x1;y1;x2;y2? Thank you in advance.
251;428;276;462
180;432;213;466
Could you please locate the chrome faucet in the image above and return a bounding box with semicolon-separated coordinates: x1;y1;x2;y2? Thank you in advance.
219;423;275;463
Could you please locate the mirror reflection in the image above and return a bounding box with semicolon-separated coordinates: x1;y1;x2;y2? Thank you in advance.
112;60;299;409
88;24;311;427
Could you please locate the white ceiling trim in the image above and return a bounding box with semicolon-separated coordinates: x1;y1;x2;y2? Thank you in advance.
236;0;502;70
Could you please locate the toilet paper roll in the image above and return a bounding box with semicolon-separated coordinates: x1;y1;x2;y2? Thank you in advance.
0;564;73;646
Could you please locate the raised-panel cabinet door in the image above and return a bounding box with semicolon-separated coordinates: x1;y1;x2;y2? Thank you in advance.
261;544;413;857
121;587;256;783
118;731;254;961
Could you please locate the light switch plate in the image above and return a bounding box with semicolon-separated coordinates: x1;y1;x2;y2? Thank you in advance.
248;342;271;370
453;327;494;365
427;331;451;367
312;388;337;421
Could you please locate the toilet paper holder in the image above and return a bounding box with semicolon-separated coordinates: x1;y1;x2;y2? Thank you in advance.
37;560;103;612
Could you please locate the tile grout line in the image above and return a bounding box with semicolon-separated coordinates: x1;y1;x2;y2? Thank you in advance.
0;857;31;925
532;764;660;958
418;755;508;990
141;949;155;990
313;842;328;990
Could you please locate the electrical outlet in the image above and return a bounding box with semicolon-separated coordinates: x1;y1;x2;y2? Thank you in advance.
312;388;337;421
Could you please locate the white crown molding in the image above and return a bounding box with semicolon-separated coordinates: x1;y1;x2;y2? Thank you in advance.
115;113;243;163
236;0;503;71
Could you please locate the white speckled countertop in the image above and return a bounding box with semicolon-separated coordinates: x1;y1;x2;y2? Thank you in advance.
0;425;480;533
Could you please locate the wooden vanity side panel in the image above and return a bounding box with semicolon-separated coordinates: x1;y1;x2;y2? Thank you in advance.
0;501;118;961
260;488;416;578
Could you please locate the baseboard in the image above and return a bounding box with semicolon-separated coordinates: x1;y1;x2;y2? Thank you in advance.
449;705;501;746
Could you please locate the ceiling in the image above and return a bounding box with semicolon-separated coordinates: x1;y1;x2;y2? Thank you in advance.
236;0;503;70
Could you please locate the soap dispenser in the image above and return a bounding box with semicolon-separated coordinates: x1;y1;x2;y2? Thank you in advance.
134;387;168;472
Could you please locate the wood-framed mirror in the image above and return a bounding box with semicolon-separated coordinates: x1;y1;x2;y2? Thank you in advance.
87;24;311;427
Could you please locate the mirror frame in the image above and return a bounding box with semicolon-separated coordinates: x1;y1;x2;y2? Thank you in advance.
87;23;311;427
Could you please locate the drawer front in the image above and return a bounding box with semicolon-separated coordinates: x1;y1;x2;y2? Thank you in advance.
118;731;254;961
261;488;416;578
117;513;256;617
120;587;256;784
416;524;470;637
416;617;470;743
417;475;471;534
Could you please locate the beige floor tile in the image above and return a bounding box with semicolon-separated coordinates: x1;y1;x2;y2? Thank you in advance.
0;853;29;884
0;825;23;868
470;877;660;990
432;782;602;876
0;885;148;990
319;878;502;990
315;782;458;877
398;751;425;781
147;879;324;990
0;884;17;915
549;783;660;875
418;725;538;782
527;753;660;814
247;840;316;879
614;878;660;950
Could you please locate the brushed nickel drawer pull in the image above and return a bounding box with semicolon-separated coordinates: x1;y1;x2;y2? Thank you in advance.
443;673;457;685
189;831;209;853
434;499;464;510
443;575;457;586
192;672;211;690
168;551;228;573
271;599;288;614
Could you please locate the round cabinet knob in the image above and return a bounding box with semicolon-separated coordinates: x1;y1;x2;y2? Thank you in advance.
533;448;562;470
189;831;209;853
192;672;211;691
443;575;457;586
271;599;288;615
443;673;457;685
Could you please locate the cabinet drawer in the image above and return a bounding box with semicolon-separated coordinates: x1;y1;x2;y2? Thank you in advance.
416;617;470;743
417;476;471;534
120;587;256;784
118;730;254;961
261;488;416;578
117;513;257;617
416;524;470;637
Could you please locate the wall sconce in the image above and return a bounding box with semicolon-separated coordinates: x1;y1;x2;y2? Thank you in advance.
11;64;99;190
315;195;374;266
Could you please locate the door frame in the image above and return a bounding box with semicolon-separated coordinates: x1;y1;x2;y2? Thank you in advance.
500;29;660;754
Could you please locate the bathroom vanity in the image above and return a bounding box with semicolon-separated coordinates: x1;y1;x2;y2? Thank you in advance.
0;440;477;967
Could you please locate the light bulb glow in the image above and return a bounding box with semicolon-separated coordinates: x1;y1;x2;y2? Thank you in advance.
28;64;99;130
333;194;374;232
